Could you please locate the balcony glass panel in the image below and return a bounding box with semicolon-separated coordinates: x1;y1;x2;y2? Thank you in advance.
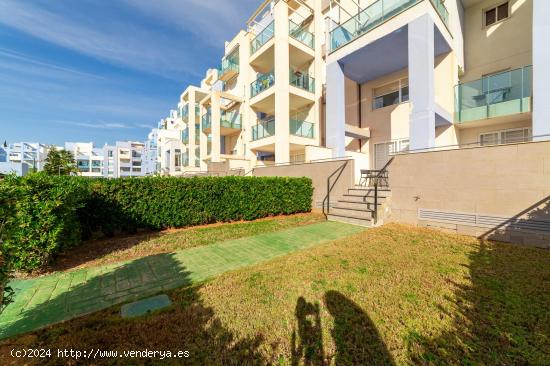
221;111;242;129
219;57;239;78
455;66;532;123
194;123;200;144
252;119;275;141
290;119;314;138
182;128;189;144
289;20;314;49
251;21;274;55
330;0;419;52
251;71;275;98
201;110;212;130
290;71;315;93
430;0;449;25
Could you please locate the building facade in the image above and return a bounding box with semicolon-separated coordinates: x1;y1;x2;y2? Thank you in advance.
64;142;104;177
103;141;145;178
152;0;547;175
0;142;50;176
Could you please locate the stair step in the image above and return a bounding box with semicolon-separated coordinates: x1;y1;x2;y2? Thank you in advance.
350;186;391;192
337;198;383;206
332;204;374;213
327;213;372;227
343;192;391;200
329;207;373;219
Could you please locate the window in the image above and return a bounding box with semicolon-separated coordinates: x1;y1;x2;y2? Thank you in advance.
372;79;409;110
374;139;409;170
480;128;531;146
485;2;509;26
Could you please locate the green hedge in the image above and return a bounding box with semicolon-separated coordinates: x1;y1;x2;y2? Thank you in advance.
1;174;313;273
0;178;19;311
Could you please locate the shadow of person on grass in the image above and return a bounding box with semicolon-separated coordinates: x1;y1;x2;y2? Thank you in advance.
324;291;395;366
291;296;325;366
0;253;267;365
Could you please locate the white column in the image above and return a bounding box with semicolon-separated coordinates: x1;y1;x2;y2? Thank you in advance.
408;14;435;151
533;0;550;140
326;61;346;158
274;1;290;164
188;92;196;167
211;93;222;162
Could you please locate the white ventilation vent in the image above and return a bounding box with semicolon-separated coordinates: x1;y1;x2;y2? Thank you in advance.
418;209;550;233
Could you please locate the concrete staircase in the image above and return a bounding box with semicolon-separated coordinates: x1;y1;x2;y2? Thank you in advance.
326;185;391;227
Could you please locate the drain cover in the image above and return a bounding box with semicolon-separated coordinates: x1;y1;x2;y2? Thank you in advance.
121;294;171;318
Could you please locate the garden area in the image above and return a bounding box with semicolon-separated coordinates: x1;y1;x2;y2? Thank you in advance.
0;174;548;365
0;223;548;365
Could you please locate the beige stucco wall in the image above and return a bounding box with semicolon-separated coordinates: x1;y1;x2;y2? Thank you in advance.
253;158;355;208
459;119;532;145
462;0;532;82
388;140;550;247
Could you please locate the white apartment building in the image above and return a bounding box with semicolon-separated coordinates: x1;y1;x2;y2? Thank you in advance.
143;129;159;175
64;142;104;177
103;141;145;178
0;142;50;176
152;0;549;175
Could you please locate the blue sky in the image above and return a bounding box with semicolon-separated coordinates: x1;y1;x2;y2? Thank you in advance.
0;0;258;146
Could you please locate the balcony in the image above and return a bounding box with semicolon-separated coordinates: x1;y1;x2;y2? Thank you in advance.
330;0;448;52
252;119;275;141
251;71;275;98
221;111;242;130
289;20;314;49
181;105;189;122
290;71;315;93
290;119;314;138
218;58;239;82
182;129;189;144
251;21;274;55
455;66;532;124
195;123;200;144
201;111;212;131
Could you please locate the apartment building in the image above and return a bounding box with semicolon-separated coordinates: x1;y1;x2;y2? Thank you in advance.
0;142;49;176
143;129;159;175
64;142;104;177
325;0;547;169
103;141;145;178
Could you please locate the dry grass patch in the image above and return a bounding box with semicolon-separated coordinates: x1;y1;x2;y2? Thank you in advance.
1;223;549;365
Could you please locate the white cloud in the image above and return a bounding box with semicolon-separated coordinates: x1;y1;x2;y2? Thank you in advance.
0;0;206;78
55;121;132;129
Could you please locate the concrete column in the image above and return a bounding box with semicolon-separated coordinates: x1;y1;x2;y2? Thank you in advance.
408;14;436;151
211;93;222;162
533;0;550;140
326;61;346;158
199;103;208;170
188;92;196;167
274;1;290;164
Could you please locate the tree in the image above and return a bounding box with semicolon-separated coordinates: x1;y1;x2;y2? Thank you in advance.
43;147;78;176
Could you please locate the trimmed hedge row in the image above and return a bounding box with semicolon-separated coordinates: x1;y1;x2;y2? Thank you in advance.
0;174;313;274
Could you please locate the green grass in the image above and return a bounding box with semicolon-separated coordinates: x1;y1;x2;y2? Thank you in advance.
45;212;325;273
1;223;549;365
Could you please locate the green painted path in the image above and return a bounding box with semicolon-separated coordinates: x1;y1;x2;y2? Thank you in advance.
0;221;364;339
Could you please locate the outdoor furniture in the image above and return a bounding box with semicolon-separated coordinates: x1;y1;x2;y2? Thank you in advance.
359;157;394;187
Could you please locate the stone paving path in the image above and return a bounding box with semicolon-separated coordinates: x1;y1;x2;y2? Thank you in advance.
0;221;364;339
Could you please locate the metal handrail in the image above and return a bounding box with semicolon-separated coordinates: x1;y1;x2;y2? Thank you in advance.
322;160;349;218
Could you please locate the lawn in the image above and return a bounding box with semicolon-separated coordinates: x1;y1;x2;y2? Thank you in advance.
40;212;325;274
1;223;549;365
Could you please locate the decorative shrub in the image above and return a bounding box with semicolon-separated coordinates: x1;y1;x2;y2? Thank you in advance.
1;174;88;272
0;176;19;311
1;174;313;273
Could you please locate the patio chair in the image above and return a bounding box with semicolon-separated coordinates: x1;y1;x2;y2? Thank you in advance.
359;157;394;187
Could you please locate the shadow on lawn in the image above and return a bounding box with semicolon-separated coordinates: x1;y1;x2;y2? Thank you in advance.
409;239;550;364
291;292;395;366
0;253;267;365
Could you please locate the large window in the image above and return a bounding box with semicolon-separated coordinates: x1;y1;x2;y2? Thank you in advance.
372;79;409;110
480;128;531;146
485;2;509;26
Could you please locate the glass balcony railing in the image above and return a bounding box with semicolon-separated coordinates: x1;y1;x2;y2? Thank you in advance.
251;21;274;55
219;58;239;78
455;66;532;123
290;71;315;93
251;71;275;98
181;105;189;121
330;0;419;52
252;119;275;141
195;105;200;116
430;0;449;25
290;119;314;138
201;111;212;130
289;20;314;49
194;123;200;144
221;111;242;129
182;129;189;144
